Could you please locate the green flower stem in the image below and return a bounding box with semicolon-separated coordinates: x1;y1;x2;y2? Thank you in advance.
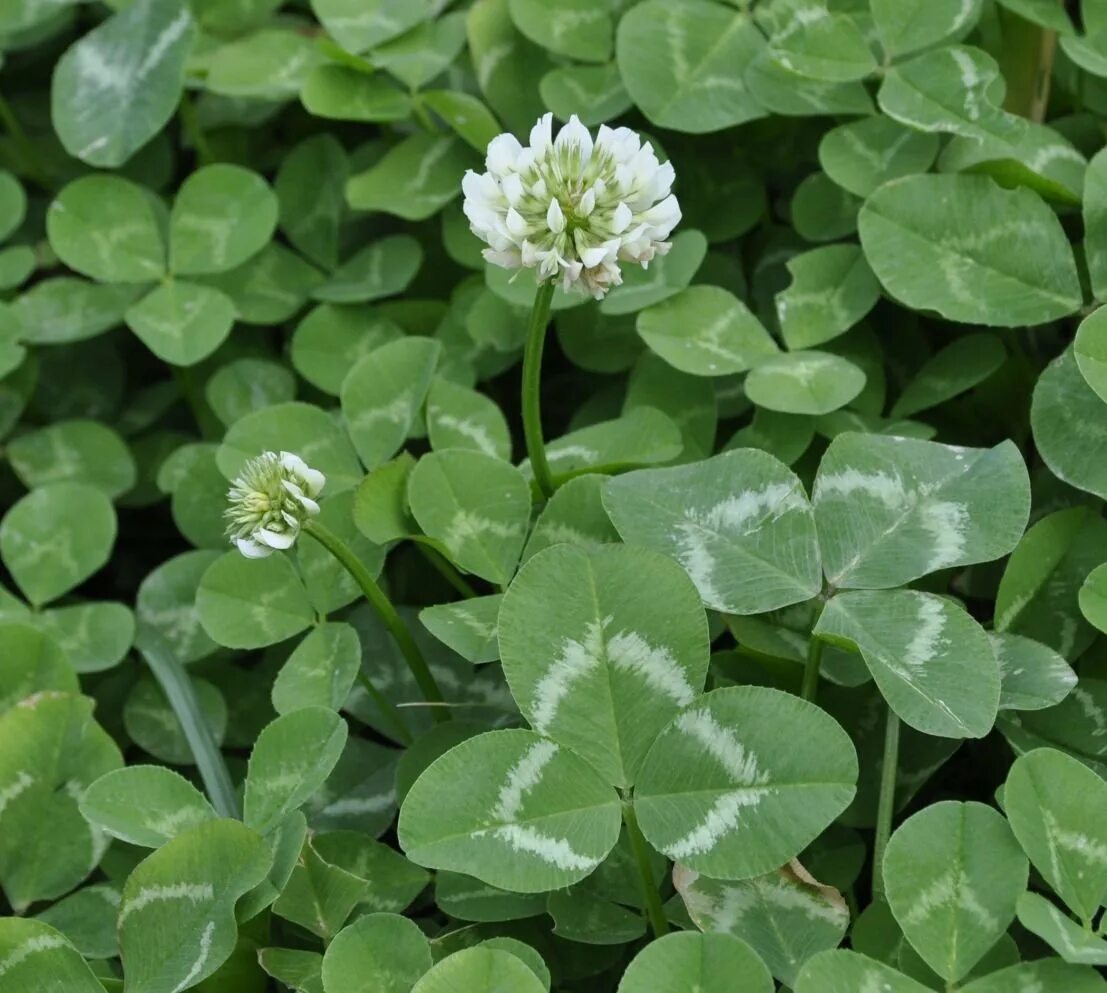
871;706;901;900
303;519;447;723
136;625;240;819
801;634;825;703
623;800;669;939
415;541;478;599
521;280;558;500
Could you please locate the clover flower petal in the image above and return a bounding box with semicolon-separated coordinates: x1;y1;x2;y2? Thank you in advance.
224;450;325;558
462;113;681;299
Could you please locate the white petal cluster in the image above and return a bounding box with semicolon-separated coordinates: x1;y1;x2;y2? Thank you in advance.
462;113;681;299
225;451;325;558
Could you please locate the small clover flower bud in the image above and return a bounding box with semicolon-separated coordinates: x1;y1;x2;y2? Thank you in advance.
462;113;681;299
224;450;325;559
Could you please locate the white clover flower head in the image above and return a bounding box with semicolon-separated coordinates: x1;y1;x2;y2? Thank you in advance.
462;113;681;299
224;450;325;559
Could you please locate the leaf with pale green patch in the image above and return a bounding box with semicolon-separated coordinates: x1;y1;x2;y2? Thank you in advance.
813;433;1029;589
0;919;108;993
272;622;361;714
1016;891;1107;965
499;544;709;786
321;913;432;993
600;230;708;317
125;280;237;367
341;337;440;470
259;948;323;993
204;29;321;99
197;552;315;650
0;693;122;912
1034;347;1107;501
420;90;503;152
634;686;857;879
408;449;530;584
990;632;1076;712
745;351;866;416
815;590;999;738
744;50;873;116
346;134;475;220
0;482;117;608
636;285;778;376
0;623;76;713
51;0;194;168
434;870;546;922
118;818;273;993
399;729;622;892
136;550;221;664
616;0;766;134
291;304;402;396
79;765;216;847
244;707;347;835
776;245;880;350
12;278;140;346
420;596;501;665
123;673;227;766
795;949;932;992
412;947;546;993
47;175;165;284
891;334;1005;418
1005;748;1107;923
314;235;422;305
300;65;411;122
426;377;511;461
206;357;296;427
603;450;821;615
995;506;1107;659
539;64;631;127
884;801;1027;982
312;0;431;53
819;116;940;197
674;860;849;986
509;0;611;62
858;174;1082;327
1075;308;1107;402
960;959;1107;992
618;930;773;992
521;474;620;562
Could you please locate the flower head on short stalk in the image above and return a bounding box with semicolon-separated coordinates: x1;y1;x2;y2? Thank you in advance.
224;450;325;558
462;112;681;299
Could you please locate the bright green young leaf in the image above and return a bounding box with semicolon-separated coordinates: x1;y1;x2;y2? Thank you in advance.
0;919;108;993
346;134;475;220
883;801;1027;982
399;728;622;893
859;174;1082;327
0;482;117;607
636;285;778;376
125;280;236;366
79;765;216;847
407;449;530;584
272;622;361;714
744;350;866;416
674;861;849;986
634;686;857;879
1033;348;1107;499
321;913;432;993
813;434;1030;589
616;0;766;134
411;947;546;993
1005;748;1107;923
603;450;821;615
197;551;315;650
169;164;278;276
341;337;440;469
420;595;501;665
0;693;122;912
619;931;773;992
118;818;273;993
51;0;194;168
244;707;347;834
776;245;880;350
819;116;940;197
47;175;165;283
815;590;1000;738
499;544;709;786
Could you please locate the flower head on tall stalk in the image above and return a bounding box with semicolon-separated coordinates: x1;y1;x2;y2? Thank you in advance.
462;113;680;299
224;450;325;558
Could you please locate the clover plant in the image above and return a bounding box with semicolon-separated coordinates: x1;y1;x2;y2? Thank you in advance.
1;0;1107;992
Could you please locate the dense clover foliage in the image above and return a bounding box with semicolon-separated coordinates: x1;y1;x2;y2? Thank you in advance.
4;0;1107;991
